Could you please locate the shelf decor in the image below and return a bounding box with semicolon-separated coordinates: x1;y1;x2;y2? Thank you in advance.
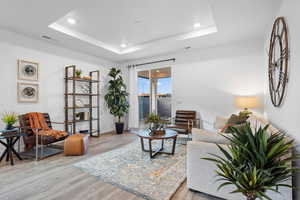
65;65;100;137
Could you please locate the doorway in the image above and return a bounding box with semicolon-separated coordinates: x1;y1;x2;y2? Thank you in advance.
138;67;172;127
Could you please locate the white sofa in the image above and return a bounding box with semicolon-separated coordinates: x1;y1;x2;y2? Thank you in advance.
187;114;293;200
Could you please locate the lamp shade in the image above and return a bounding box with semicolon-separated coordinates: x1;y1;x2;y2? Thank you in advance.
235;96;258;109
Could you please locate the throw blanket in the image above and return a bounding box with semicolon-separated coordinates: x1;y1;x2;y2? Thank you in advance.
27;112;67;139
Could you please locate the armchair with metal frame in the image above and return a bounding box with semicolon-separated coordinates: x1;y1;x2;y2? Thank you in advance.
19;113;73;161
166;110;200;144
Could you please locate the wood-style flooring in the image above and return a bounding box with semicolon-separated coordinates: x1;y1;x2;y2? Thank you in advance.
0;132;220;200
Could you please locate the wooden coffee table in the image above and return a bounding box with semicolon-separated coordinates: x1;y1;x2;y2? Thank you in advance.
136;129;177;159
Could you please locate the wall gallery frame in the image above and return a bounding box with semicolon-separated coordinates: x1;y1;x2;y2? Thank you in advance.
17;83;39;103
18;60;39;81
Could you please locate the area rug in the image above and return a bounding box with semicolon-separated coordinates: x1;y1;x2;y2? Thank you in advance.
73;139;186;200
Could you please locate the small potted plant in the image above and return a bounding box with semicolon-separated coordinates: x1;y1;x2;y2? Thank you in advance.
1;112;18;130
145;113;166;135
75;69;82;79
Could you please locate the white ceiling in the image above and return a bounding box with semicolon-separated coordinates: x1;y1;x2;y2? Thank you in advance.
49;0;216;54
0;0;282;63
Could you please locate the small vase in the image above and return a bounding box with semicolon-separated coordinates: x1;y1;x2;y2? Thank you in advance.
149;123;157;134
5;124;14;130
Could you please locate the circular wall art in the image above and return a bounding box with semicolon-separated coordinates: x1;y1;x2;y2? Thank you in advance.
22;87;36;99
18;60;39;81
18;83;39;103
23;64;37;77
268;17;289;107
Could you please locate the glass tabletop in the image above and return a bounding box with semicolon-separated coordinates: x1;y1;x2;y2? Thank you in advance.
0;128;26;138
135;129;177;139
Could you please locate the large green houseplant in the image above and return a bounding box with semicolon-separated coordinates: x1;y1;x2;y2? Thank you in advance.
104;68;129;134
203;123;298;200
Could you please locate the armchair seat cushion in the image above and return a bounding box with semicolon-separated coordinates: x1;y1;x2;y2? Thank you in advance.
192;128;230;145
24;134;67;146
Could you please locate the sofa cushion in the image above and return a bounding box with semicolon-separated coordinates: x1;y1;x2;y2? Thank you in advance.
227;114;248;125
192;128;230;145
220;114;248;133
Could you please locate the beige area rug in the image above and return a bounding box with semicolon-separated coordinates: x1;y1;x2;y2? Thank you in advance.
73;139;186;200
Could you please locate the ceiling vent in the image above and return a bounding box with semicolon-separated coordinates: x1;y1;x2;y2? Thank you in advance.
41;35;52;40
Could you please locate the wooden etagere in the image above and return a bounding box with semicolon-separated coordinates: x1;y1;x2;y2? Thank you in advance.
64;65;100;137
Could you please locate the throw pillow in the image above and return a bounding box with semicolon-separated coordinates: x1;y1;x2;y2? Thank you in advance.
227;114;248;125
220;123;235;132
221;114;248;133
223;123;245;133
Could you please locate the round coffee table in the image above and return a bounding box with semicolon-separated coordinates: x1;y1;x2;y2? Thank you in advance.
136;129;177;159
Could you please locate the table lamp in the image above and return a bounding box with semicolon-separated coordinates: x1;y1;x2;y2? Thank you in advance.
235;96;258;116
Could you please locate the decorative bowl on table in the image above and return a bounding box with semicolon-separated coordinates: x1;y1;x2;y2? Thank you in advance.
152;129;166;135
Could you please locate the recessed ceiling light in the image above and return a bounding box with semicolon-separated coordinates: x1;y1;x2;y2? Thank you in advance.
120;43;127;48
67;18;77;25
156;70;160;72
193;23;201;28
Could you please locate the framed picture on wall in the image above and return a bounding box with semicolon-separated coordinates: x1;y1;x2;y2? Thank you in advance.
17;83;39;103
18;60;39;81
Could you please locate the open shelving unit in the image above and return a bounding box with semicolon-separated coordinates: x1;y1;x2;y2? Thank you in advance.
64;65;100;137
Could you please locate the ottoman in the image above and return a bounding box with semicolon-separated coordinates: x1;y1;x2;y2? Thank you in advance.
64;134;89;156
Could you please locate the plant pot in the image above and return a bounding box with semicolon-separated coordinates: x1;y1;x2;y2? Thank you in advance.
5;124;14;130
115;122;124;134
74;75;81;80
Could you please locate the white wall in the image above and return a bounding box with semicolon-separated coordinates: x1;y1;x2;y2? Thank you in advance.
264;0;300;198
265;0;300;143
0;29;115;133
123;39;265;129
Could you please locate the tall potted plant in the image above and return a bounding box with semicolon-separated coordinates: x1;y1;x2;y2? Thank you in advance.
203;123;298;200
105;68;129;134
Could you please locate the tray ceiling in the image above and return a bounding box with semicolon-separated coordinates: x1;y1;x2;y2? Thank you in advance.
0;0;282;62
49;0;217;54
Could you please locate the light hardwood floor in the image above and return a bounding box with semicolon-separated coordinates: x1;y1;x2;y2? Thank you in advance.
0;132;220;200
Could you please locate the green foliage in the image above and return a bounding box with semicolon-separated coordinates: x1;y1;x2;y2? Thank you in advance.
2;112;18;125
145;113;161;124
145;113;167;131
75;69;82;77
104;68;129;122
203;122;299;200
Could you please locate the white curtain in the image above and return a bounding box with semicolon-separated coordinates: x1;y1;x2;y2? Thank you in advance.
128;66;139;129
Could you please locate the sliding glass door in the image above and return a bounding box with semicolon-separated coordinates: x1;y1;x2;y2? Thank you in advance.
138;70;150;126
138;67;171;127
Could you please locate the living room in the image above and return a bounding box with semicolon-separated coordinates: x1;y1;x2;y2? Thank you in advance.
0;0;299;200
